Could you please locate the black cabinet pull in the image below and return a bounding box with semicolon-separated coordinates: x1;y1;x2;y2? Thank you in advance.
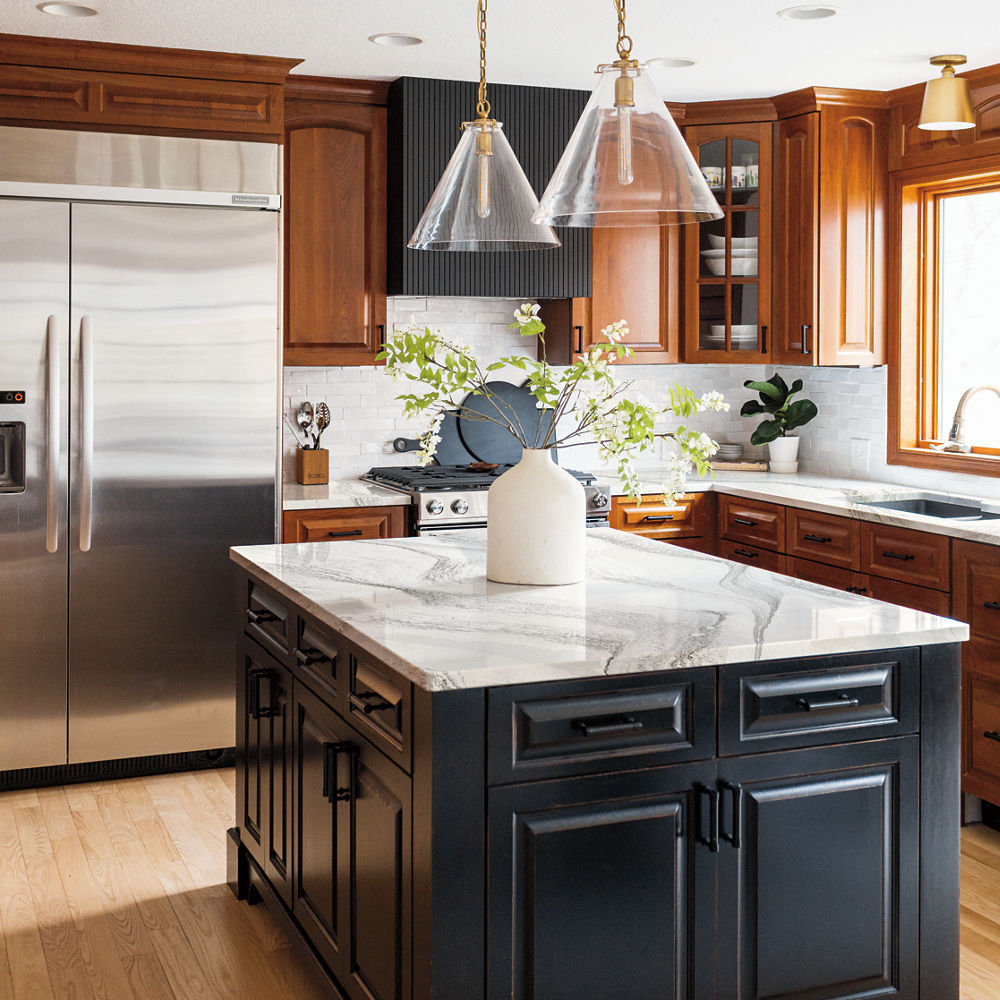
247;607;279;625
328;529;364;539
846;585;868;595
761;325;767;353
734;548;758;558
573;716;644;738
695;784;719;853
984;601;1000;611
803;533;832;544
322;741;357;803
801;324;812;356
882;550;915;562
733;517;757;526
719;781;743;849
574;325;584;354
377;324;386;352
248;669;276;720
296;647;331;666
984;731;1000;743
351;691;395;715
796;693;859;712
642;515;675;523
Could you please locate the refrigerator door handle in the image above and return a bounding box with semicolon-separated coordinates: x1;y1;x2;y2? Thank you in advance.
46;315;60;553
79;315;93;553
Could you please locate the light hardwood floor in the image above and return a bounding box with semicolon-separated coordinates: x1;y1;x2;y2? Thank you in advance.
0;768;999;999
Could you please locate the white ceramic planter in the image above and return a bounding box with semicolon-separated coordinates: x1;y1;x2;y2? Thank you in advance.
767;435;799;471
486;448;585;585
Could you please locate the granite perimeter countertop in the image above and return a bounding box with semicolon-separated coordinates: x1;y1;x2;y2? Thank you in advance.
231;529;966;692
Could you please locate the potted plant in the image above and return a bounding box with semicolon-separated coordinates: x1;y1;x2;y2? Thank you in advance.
378;304;728;585
740;373;818;472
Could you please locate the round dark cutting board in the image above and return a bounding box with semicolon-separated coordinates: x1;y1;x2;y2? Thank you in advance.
456;381;557;465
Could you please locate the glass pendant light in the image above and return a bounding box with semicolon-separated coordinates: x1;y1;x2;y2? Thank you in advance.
918;55;975;131
407;0;560;251
533;0;723;227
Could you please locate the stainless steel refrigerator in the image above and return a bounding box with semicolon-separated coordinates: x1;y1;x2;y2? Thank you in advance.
0;127;280;772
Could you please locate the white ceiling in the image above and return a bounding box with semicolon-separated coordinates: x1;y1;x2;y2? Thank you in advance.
7;0;1000;102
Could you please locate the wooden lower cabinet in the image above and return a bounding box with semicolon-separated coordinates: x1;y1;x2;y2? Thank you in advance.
282;505;407;543
719;539;786;574
611;492;715;547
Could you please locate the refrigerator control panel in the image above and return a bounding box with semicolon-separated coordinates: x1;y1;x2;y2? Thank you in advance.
0;390;25;404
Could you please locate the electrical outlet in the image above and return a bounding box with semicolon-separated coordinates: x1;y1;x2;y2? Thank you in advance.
849;438;870;473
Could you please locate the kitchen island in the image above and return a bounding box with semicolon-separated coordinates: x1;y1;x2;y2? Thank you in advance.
229;529;967;1000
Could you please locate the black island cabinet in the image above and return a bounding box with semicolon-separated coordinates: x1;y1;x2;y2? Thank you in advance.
229;568;960;1000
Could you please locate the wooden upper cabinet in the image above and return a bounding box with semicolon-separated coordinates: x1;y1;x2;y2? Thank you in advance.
0;34;298;139
771;101;887;366
682;121;771;363
589;225;680;363
284;79;387;367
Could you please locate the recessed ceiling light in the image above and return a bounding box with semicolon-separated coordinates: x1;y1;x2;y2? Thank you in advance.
37;1;97;14
646;56;698;69
368;33;423;47
777;4;839;19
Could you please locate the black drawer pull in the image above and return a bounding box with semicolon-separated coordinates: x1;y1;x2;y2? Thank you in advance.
351;691;396;715
984;601;1000;611
247;607;279;625
846;586;868;595
296;647;331;666
328;529;364;539
733;516;758;526
719;781;743;850
248;669;277;720
803;533;832;544
322;741;357;803
574;325;584;354
573;716;644;738
695;783;719;853
642;515;674;523
734;548;758;558
796;693;860;712
984;731;1000;743
881;550;915;562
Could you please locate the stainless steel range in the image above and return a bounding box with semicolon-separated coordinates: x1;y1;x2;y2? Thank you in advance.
363;464;611;535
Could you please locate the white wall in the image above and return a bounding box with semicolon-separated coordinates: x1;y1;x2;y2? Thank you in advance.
284;297;1000;501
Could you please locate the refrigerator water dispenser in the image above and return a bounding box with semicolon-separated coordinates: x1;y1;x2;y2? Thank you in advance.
0;422;25;493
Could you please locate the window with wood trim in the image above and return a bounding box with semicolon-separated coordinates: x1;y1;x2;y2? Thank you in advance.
890;163;1000;475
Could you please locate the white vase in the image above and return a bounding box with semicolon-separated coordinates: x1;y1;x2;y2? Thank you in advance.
486;448;586;585
767;434;799;471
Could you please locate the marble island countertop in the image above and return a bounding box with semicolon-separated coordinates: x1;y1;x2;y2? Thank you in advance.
232;529;967;692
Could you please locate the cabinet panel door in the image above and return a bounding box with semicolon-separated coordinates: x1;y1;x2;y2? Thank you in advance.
488;761;717;1000
292;683;351;979
345;738;412;1000
718;738;919;1000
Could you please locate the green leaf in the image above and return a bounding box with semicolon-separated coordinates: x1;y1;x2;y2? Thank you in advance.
743;379;783;403
750;419;784;446
739;399;766;417
769;372;790;399
783;398;818;430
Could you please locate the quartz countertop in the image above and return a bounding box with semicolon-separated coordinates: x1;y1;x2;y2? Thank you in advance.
231;529;967;692
283;479;409;510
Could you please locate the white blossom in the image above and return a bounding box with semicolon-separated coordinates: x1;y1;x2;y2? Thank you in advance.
699;390;729;412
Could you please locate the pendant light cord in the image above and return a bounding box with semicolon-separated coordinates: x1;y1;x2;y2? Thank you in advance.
614;0;633;60
477;0;491;119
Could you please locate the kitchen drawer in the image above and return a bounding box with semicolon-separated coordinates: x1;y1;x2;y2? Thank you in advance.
347;651;411;771
718;540;786;574
718;648;919;755
718;495;785;551
245;577;292;662
281;505;407;543
861;522;950;591
963;668;1000;802
787;556;868;594
785;508;860;569
293;614;343;704
610;492;709;541
867;576;951;617
953;538;1000;640
487;669;716;784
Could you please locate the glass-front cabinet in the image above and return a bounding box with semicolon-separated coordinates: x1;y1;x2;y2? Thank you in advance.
683;122;771;362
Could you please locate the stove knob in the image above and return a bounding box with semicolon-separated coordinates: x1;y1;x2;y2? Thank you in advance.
591;491;609;508
451;498;469;515
426;499;444;515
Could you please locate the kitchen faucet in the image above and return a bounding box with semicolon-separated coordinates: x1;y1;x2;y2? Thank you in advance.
940;385;1000;452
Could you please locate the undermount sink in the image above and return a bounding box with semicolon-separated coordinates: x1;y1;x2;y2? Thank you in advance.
856;496;1000;521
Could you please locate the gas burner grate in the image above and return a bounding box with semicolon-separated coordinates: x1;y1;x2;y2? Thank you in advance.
365;464;596;492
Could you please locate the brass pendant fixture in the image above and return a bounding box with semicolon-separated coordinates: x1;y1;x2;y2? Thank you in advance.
407;0;560;251
533;0;722;227
918;55;975;131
